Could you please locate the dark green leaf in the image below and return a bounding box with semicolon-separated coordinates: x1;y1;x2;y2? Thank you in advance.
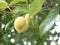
3;33;10;42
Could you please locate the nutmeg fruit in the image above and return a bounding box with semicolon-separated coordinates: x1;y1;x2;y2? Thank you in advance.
14;16;29;32
25;13;33;22
25;13;30;22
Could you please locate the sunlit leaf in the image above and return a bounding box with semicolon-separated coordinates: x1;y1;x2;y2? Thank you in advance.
10;0;27;5
0;0;8;10
39;5;60;37
29;0;46;16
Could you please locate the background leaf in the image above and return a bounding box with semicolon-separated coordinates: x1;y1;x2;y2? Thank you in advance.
39;5;60;37
12;6;28;13
10;0;27;5
0;0;8;10
3;33;10;42
29;0;46;16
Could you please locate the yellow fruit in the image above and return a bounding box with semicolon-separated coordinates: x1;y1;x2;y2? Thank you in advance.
14;16;29;33
25;13;33;22
29;16;33;22
25;13;30;22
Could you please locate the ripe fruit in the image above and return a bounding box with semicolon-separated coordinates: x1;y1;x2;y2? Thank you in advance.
14;16;29;33
14;13;33;33
25;13;30;22
25;13;33;22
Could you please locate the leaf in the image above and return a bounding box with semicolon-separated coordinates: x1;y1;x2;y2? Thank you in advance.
0;0;8;10
0;43;4;45
29;0;46;16
10;0;27;5
39;5;60;37
5;19;14;31
12;6;28;13
3;33;10;42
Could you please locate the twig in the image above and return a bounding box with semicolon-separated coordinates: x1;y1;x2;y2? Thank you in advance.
0;10;25;14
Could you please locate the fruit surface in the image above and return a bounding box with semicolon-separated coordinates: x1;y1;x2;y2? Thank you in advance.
14;16;29;32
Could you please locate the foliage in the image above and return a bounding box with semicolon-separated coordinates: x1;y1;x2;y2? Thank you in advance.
0;0;60;45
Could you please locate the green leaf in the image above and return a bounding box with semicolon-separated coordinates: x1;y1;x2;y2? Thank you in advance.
10;0;27;5
29;0;46;16
12;6;28;13
0;43;4;45
39;5;60;37
0;0;8;10
3;33;10;42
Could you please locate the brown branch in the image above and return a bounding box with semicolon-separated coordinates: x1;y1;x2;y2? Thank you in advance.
0;10;25;14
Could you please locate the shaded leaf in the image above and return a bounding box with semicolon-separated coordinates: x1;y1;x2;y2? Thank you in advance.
39;5;60;37
29;0;46;16
0;43;4;45
3;33;10;42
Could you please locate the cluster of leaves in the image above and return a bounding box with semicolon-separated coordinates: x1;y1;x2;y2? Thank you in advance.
0;0;60;45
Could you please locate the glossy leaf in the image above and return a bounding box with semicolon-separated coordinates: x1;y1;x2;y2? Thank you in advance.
0;0;8;10
29;0;46;16
39;6;60;37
